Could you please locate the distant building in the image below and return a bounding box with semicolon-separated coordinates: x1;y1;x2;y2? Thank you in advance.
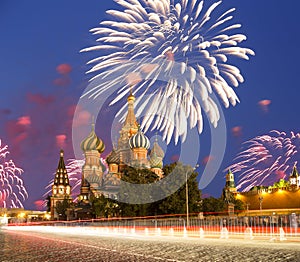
0;208;48;224
223;166;300;214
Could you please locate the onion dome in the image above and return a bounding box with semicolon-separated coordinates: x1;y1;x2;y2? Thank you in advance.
106;149;120;164
80;123;105;153
150;154;163;168
150;140;165;158
129;126;150;149
127;92;135;102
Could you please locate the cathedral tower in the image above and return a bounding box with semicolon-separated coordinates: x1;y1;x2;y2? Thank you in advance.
129;126;150;168
117;92;139;166
149;137;165;178
79;121;105;201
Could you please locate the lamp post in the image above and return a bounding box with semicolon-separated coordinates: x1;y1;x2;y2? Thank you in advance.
259;196;263;211
185;164;199;228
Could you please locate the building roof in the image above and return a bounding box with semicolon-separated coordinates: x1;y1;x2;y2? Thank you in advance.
106;148;120;164
80;122;105;153
123;92;139;131
129;126;150;149
53;150;70;187
150;139;164;158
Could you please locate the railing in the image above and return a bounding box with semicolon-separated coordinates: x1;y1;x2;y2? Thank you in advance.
6;213;300;241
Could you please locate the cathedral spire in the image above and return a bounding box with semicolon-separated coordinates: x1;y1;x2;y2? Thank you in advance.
91;115;95;132
123;90;138;133
80;120;105;153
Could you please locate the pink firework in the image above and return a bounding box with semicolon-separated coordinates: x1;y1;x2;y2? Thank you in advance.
44;159;84;201
227;130;300;192
0;140;28;208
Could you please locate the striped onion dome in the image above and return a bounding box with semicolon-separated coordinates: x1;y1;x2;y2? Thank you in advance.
129;127;150;149
80;124;105;153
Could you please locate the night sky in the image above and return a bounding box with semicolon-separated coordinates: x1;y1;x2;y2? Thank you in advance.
1;0;299;210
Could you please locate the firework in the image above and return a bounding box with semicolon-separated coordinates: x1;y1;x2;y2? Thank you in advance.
44;158;108;201
44;159;84;201
0;140;28;208
227;130;300;192
81;0;254;144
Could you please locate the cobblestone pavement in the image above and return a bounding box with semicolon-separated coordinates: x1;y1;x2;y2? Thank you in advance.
1;228;300;262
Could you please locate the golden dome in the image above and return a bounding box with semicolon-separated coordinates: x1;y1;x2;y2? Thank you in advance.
127;92;135;102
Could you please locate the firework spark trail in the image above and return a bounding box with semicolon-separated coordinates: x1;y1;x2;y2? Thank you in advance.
0;140;28;208
81;0;254;144
227;131;300;192
44;159;84;201
44;158;108;203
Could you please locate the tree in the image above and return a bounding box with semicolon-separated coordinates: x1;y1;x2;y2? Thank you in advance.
118;166;159;217
55;197;71;220
273;179;289;188
91;195;121;218
233;198;245;212
91;195;107;218
107;163;202;218
156;162;202;216
202;197;226;214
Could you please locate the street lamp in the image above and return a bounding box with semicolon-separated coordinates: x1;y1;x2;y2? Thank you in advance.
258;196;263;211
185;164;199;228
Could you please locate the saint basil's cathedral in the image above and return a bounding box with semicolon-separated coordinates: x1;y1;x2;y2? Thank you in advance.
50;93;165;219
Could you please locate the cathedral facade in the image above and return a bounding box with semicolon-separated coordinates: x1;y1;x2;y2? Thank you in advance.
77;92;165;202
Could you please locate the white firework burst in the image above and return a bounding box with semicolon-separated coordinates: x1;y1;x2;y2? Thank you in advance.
81;0;254;144
0;140;28;208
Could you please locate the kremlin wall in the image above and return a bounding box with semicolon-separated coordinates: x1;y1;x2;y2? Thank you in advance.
223;167;300;215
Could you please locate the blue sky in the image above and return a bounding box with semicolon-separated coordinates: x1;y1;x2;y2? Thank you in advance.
0;0;299;209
